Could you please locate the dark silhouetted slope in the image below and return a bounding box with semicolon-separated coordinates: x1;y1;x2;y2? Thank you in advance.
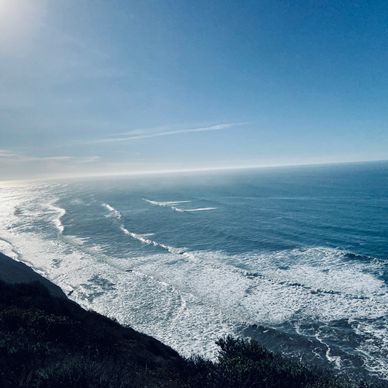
0;253;383;388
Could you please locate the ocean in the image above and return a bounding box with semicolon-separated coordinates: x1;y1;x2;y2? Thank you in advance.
0;161;387;381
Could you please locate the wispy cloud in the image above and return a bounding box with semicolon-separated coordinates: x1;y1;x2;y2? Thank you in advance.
0;149;99;164
89;122;247;144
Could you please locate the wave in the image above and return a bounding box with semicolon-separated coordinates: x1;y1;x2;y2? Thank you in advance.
5;215;388;379
183;207;217;212
119;245;388;379
120;226;187;256
2;190;388;380
143;199;191;206
314;328;342;369
0;237;21;260
143;199;216;213
47;202;66;234
102;203;122;220
102;202;188;256
1;200;229;359
143;198;191;212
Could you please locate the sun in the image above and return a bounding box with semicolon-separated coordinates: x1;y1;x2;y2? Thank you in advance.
0;0;43;48
0;0;18;19
0;0;23;40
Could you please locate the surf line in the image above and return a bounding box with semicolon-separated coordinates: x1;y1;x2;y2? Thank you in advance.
0;237;22;260
47;202;66;234
102;202;193;259
143;198;216;213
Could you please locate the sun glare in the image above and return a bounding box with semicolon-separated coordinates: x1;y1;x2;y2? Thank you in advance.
0;0;19;22
0;0;43;49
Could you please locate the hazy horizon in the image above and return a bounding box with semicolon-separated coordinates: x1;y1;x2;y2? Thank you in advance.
1;0;388;180
2;158;387;187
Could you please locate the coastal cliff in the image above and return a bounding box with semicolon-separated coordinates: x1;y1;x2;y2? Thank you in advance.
0;253;380;388
0;252;66;298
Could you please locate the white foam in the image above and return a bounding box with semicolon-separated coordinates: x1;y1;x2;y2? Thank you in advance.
353;319;388;380
119;246;388;377
103;202;189;256
0;238;20;260
315;328;342;369
183;207;217;212
120;225;187;256
0;191;231;357
143;198;191;212
102;203;122;220
143;199;216;213
47;202;66;234
143;199;191;206
1;187;388;379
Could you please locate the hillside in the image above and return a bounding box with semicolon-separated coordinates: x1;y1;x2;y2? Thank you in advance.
0;253;382;388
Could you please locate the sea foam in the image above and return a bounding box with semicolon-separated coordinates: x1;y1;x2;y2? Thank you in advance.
102;202;188;256
102;203;122;220
143;198;216;212
47;202;66;234
1;186;387;381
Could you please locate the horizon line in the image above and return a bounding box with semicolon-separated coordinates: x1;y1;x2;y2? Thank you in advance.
2;158;387;186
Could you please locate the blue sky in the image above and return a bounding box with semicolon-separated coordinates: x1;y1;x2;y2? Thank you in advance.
0;0;387;180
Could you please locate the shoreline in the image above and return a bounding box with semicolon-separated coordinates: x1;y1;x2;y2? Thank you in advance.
0;251;386;387
0;251;66;298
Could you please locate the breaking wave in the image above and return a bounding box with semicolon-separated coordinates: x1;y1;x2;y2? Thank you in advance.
102;203;122;220
183;207;217;212
102;202;188;256
143;199;216;212
47;203;66;234
1;180;388;382
0;237;21;260
99;202;388;378
143;198;190;212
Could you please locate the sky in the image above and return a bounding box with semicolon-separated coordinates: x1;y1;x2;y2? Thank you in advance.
0;0;388;180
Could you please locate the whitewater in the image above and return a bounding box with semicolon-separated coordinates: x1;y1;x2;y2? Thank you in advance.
0;163;387;382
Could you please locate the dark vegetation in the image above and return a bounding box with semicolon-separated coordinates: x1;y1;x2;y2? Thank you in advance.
0;280;384;388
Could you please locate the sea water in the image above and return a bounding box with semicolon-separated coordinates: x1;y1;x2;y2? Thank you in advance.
0;161;387;381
